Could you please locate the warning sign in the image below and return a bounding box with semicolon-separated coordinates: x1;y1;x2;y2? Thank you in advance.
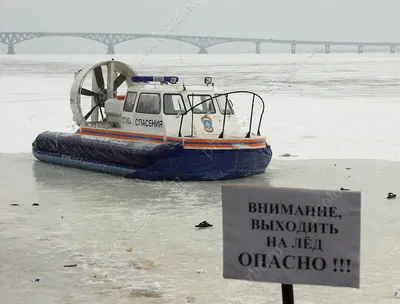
222;185;361;288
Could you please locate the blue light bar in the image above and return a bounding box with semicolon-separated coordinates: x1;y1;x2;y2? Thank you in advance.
131;76;179;84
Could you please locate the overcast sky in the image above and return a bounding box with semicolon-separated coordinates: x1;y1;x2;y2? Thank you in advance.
0;0;399;53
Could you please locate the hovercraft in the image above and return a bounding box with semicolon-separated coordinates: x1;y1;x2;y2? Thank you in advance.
32;60;272;181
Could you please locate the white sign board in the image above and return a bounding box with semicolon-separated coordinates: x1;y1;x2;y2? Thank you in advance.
222;185;361;288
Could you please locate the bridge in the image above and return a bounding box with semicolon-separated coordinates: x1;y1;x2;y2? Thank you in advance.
1;31;399;55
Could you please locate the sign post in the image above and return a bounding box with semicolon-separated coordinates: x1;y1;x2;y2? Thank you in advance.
281;284;294;304
222;185;361;303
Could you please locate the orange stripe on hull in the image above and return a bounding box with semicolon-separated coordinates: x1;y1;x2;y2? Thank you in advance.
181;137;265;143
76;132;170;145
81;127;165;140
184;144;266;149
77;128;267;149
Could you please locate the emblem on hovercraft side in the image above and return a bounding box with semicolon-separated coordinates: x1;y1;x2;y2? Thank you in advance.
201;115;214;133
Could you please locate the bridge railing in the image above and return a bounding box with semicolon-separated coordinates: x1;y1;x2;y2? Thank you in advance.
177;91;265;139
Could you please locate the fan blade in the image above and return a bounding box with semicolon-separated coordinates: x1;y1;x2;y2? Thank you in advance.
99;106;105;120
93;66;105;89
84;105;98;120
113;74;127;90
80;88;98;97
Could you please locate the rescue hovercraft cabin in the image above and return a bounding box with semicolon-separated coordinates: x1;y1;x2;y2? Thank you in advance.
32;60;272;181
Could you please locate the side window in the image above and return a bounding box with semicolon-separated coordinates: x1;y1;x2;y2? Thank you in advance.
136;93;161;114
163;94;186;115
123;92;137;112
215;95;234;115
188;95;216;114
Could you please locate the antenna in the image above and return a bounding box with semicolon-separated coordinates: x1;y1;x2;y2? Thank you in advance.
178;30;185;91
179;32;183;76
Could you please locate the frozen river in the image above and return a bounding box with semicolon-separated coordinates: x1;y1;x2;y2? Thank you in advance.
0;53;400;303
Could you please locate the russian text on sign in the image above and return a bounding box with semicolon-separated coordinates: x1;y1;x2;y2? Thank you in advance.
222;185;361;288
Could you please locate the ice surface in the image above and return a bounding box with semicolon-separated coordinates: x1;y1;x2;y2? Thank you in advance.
1;154;400;303
1;53;400;303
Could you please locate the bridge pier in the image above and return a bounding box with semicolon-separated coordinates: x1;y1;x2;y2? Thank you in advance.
390;45;396;54
291;43;296;54
7;44;15;55
358;45;363;54
198;47;208;54
107;44;115;55
325;44;331;54
255;42;261;54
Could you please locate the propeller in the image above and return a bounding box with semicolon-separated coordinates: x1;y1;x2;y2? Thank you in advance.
70;60;137;126
80;67;130;121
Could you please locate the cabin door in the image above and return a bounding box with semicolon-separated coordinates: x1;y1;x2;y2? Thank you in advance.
120;91;137;131
162;93;192;137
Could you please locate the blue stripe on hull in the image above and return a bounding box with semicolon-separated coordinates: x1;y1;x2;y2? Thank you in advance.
32;146;272;181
